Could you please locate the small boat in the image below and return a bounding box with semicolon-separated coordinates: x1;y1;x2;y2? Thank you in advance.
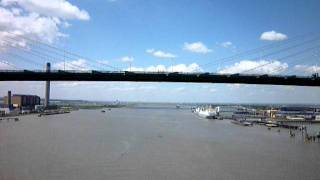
265;120;278;127
232;120;252;126
242;121;253;126
265;123;278;127
101;110;106;113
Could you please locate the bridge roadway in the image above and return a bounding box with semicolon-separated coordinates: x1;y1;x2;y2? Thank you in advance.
0;70;319;86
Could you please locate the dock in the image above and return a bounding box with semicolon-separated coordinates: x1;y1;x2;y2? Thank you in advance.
38;110;70;117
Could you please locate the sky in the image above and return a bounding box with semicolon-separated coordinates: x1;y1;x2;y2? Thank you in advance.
0;0;320;103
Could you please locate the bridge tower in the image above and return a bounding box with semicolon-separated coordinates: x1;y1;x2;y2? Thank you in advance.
45;62;51;108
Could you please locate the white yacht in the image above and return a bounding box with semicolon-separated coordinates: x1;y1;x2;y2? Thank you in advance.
194;106;218;119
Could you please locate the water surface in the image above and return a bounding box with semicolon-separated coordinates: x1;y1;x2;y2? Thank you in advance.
1;108;320;180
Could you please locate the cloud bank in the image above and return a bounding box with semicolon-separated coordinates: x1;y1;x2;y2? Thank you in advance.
0;0;89;50
126;63;203;73
218;60;288;74
294;65;320;74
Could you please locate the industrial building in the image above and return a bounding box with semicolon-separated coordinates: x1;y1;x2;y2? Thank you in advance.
274;106;320;121
4;93;40;108
0;91;42;116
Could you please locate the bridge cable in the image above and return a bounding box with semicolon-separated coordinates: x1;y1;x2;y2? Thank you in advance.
268;51;320;75
216;37;320;74
0;39;87;70
2;36;103;70
3;32;122;71
201;32;320;70
240;44;320;74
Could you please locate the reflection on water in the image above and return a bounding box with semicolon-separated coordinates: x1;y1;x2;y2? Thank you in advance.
0;107;320;180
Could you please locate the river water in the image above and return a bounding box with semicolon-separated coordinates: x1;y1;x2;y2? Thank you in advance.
1;107;320;180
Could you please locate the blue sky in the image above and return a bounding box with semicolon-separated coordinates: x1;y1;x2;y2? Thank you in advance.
64;0;320;69
0;0;320;103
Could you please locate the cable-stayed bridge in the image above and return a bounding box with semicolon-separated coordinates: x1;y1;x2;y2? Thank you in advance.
0;32;320;86
0;69;319;86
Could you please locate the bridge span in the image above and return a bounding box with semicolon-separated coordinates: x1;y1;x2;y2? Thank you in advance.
0;70;319;86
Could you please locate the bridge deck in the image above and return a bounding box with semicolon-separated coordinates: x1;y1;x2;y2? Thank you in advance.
0;70;319;86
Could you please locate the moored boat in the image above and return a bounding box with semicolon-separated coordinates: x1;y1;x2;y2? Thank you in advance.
194;106;218;119
231;120;253;126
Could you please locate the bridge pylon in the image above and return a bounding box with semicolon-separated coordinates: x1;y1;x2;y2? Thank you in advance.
45;62;50;108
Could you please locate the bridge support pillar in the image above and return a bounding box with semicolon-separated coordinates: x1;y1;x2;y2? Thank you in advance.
45;62;50;108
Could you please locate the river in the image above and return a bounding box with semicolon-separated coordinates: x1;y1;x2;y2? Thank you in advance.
0;107;320;180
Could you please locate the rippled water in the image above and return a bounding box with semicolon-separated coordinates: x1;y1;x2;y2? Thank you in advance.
1;108;320;180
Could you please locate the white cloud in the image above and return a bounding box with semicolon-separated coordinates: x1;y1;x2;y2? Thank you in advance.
293;65;320;74
126;63;203;73
0;60;16;70
97;60;110;65
121;56;134;63
0;0;89;51
146;49;177;59
183;42;212;54
127;67;143;71
260;31;288;41
146;49;154;53
0;31;27;52
221;41;233;48
53;59;90;70
145;65;167;72
1;0;90;20
0;8;63;44
218;60;288;74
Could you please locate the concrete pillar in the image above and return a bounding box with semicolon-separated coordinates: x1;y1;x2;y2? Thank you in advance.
45;62;50;108
7;90;11;108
